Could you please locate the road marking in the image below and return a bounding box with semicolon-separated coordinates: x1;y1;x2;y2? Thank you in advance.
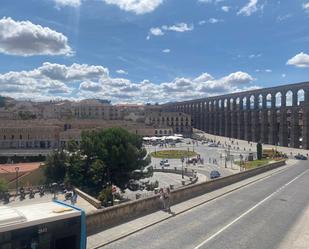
193;168;309;249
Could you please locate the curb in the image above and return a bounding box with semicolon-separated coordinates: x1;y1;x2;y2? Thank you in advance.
90;163;291;249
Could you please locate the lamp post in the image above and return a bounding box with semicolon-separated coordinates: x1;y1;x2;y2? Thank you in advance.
181;157;184;179
52;182;57;200
15;167;19;196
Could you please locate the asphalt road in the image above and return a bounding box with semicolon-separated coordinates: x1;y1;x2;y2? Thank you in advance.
102;160;309;249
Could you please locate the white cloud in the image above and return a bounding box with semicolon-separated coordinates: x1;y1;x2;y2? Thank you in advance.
162;49;171;53
198;20;207;25
103;0;163;15
198;0;225;4
198;0;212;3
0;63;108;100
256;69;272;73
0;17;72;56
162;23;194;32
287;52;309;68
148;22;193;39
221;6;230;12
276;14;292;22
237;0;259;16
249;53;262;59
208;18;223;24
303;2;309;11
38;62;108;81
79;81;102;92
282;74;286;78
149;27;164;36
0;62;256;104
54;0;81;8
116;69;128;75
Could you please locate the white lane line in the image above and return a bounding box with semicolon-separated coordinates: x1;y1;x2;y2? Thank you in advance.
193;168;309;249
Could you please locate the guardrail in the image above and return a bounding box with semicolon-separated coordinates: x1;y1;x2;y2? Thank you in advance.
74;187;102;209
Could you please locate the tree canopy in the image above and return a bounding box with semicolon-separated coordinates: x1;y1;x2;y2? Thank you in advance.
44;128;149;197
0;178;8;194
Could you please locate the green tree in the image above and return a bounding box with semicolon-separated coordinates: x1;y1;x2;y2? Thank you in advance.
0;178;8;194
44;128;149;200
80;127;148;190
257;142;263;160
44;150;67;183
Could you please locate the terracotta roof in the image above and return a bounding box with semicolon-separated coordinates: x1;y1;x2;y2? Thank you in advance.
0;163;42;174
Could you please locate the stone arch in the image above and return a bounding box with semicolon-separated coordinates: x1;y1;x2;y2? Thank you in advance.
250;95;255;110
213;100;217;111
230;98;234;111
297;89;305;106
224;99;228;109
258;94;263;109
209;101;212;111
243;97;247;110
275;92;282;108
286;90;293;107
266;93;272;108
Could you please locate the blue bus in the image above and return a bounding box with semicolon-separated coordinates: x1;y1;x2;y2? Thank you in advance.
0;201;86;249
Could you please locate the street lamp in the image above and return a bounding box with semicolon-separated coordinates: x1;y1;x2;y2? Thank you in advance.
52;182;58;200
181;157;184;179
15;167;19;195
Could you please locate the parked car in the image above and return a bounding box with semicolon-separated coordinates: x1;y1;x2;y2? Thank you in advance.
295;154;308;160
160;159;168;166
210;170;221;179
163;162;170;167
208;143;218;148
187;158;198;164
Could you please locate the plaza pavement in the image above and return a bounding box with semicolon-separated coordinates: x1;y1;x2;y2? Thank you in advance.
197;130;309;157
146;138;244;179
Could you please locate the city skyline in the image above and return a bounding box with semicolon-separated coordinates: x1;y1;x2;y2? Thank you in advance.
0;0;308;103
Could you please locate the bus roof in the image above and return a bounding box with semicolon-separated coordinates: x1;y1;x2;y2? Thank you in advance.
0;202;81;233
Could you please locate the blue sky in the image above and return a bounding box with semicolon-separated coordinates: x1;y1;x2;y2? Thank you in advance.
0;0;308;103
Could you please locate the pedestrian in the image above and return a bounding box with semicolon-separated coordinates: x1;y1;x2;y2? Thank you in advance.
164;187;171;213
71;189;78;205
159;188;166;210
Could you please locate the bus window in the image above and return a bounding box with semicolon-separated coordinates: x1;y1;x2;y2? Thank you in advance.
0;243;12;249
55;235;76;249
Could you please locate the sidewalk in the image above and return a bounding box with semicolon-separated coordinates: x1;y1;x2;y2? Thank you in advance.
87;160;297;249
197;131;309;157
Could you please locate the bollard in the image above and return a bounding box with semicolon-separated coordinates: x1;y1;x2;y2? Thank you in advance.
114;199;120;205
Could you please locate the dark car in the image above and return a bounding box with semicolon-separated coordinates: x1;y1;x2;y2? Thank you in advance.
210;170;221;179
295;154;308;160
